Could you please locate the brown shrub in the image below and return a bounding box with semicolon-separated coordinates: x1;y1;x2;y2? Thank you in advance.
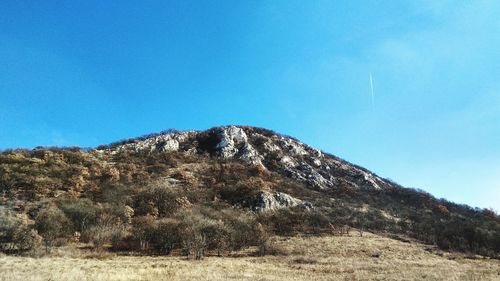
35;205;71;253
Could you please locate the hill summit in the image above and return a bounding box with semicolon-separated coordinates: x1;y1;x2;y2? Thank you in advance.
99;125;391;191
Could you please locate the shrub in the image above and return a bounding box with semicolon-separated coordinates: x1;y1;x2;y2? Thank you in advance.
150;218;180;255
132;215;156;251
86;213;127;251
0;210;19;251
256;236;288;256
222;210;257;251
35;205;71;253
13;227;42;252
177;210;215;260
306;209;330;234
255;223;270;256
133;184;179;217
0;210;41;252
204;220;231;256
58;198;101;238
261;208;299;235
218;178;268;207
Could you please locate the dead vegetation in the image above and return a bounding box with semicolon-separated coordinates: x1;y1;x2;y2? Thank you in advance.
0;232;498;281
1;129;499;260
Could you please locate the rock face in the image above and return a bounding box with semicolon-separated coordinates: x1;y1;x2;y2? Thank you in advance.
215;126;247;157
99;125;394;191
253;192;312;212
110;131;195;153
214;127;263;165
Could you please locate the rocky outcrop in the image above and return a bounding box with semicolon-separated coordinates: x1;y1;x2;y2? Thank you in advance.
100;125;393;191
214;126;263;165
215;126;248;158
109;131;195;154
253;192;312;212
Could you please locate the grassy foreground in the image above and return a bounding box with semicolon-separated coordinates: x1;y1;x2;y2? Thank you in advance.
0;232;498;281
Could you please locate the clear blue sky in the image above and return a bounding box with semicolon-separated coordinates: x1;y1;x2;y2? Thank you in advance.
1;1;499;210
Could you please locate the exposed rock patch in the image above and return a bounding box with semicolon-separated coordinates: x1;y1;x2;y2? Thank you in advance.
215;126;248;158
253;191;312;212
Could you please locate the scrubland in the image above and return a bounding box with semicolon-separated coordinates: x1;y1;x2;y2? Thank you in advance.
1;232;498;281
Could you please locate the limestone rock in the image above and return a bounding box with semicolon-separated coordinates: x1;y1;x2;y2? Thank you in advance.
215;126;248;158
253;191;312;212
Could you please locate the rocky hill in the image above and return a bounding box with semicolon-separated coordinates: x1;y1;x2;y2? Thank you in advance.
0;126;499;258
100;126;392;190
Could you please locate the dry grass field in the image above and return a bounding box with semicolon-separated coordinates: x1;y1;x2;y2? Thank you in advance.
0;232;498;281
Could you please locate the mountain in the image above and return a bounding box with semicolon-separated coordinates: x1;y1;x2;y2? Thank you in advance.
0;125;499;258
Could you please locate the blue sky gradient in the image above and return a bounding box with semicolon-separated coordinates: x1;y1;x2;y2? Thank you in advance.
1;1;499;210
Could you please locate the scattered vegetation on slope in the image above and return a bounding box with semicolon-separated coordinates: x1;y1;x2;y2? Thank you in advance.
0;127;499;259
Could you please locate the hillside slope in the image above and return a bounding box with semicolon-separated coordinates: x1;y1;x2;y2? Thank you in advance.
0;125;499;257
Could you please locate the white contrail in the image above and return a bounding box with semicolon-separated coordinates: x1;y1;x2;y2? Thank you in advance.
369;72;374;109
